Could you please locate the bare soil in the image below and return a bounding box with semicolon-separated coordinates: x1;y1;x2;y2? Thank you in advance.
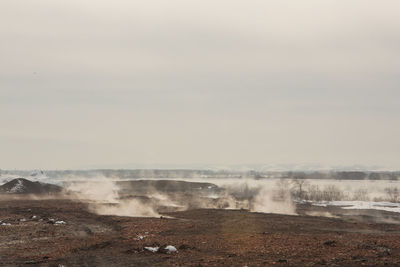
1;197;400;266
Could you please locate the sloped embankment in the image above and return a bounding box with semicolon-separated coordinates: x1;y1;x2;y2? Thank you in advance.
0;178;62;194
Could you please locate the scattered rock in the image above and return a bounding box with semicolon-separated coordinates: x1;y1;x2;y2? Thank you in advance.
377;246;391;256
324;240;336;246
178;244;193;250
82;226;93;235
24;260;45;264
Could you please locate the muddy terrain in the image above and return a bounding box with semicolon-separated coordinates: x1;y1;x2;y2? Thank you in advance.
1;196;400;266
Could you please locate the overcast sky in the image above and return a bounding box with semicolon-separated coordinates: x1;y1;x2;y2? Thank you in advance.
1;0;399;170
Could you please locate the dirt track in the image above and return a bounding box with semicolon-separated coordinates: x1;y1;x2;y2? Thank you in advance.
1;198;400;266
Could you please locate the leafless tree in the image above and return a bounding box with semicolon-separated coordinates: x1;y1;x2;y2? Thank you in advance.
291;178;309;200
385;187;400;202
305;184;323;201
274;178;291;201
322;185;343;201
352;188;369;201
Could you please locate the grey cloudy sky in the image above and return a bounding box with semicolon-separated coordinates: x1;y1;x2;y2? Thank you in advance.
1;0;400;170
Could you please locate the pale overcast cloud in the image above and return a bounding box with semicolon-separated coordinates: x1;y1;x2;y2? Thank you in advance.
1;0;399;169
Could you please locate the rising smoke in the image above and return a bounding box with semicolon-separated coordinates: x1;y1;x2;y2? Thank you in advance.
63;177;298;217
28;175;400;218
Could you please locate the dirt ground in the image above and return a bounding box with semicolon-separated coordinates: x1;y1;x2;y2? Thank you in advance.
1;197;400;266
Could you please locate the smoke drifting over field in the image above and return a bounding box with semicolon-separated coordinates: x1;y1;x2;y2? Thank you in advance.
65;178;160;217
63;178;297;217
2;169;400;218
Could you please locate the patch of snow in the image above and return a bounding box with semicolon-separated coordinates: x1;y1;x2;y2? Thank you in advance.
20;218;26;222
294;199;311;204
55;221;66;225
1;223;11;226
137;235;145;240
313;203;328;207
313;201;400;213
164;245;178;254
144;246;159;253
9;179;25;193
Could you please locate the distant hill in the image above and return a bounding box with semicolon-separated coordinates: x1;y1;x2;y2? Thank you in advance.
0;178;62;194
1;169;399;181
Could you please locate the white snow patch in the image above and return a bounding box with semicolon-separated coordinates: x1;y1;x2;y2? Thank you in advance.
1;223;11;226
144;246;159;253
313;201;400;213
55;221;66;225
207;194;220;199
164;245;178;254
9;179;25;193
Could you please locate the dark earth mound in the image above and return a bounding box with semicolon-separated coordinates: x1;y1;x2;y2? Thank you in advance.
0;178;62;194
116;180;220;195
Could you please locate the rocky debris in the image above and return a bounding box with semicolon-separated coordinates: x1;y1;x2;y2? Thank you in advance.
178;244;195;250
2;198;400;266
358;242;392;256
323;240;336;246
0;178;62;194
136;235;145;240
376;246;392;256
46;218;66;225
144;245;178;254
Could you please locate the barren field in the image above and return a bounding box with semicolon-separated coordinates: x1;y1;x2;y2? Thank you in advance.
1;197;400;266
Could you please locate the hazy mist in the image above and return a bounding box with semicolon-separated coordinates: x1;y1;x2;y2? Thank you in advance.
1;0;399;169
